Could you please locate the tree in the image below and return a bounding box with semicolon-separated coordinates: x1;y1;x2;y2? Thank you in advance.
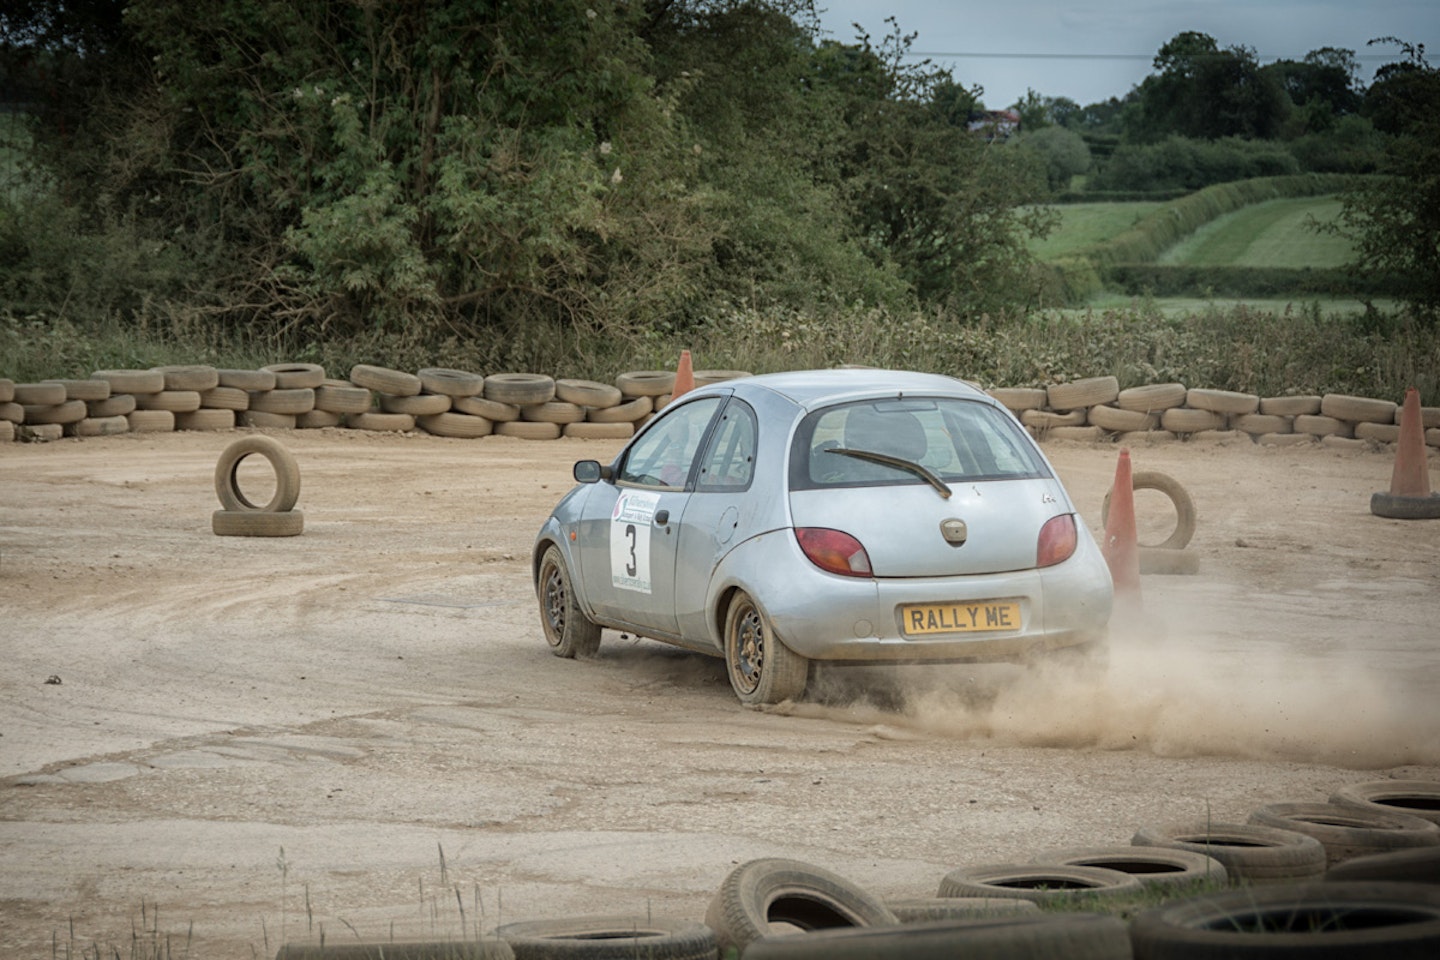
1133;32;1290;141
1014;126;1091;192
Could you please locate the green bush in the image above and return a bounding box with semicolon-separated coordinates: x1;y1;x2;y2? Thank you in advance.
1102;264;1405;299
1091;136;1302;192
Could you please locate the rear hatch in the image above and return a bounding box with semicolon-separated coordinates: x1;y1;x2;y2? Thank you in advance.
789;478;1071;577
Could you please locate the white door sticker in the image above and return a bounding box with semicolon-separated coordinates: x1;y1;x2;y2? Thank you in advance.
611;490;660;593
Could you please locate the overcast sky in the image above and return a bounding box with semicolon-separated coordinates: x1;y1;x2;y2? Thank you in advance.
814;1;1439;108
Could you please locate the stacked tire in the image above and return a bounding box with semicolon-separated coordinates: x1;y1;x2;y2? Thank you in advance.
212;435;304;537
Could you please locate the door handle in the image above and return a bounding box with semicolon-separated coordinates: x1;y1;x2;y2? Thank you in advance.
654;509;670;525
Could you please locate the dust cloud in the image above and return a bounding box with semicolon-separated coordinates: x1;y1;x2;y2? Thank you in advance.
785;611;1440;770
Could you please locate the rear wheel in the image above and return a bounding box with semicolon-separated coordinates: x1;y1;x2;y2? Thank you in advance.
724;591;808;705
538;546;600;658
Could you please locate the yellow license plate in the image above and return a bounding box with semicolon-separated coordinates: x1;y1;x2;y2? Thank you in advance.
900;600;1022;637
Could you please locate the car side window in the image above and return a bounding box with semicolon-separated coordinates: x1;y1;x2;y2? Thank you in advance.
617;396;723;489
695;400;757;492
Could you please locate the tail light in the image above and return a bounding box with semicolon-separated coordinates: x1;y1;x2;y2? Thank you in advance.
1036;514;1077;568
795;527;873;577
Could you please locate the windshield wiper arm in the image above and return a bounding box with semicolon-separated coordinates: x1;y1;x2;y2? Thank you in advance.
826;447;952;499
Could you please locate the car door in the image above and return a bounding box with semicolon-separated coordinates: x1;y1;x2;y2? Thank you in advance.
574;395;725;637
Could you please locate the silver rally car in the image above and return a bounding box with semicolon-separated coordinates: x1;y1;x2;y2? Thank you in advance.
533;369;1113;705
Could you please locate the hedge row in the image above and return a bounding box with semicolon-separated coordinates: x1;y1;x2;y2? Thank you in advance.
3;367;1437;452
1100;264;1406;299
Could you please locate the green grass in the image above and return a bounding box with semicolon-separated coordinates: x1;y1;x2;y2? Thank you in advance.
1159;197;1355;268
1030;202;1164;261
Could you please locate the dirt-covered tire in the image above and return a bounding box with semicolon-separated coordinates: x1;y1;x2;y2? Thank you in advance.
1138;546;1201;575
1048;376;1119;411
262;363;326;389
495;421;561;440
43;378;111;401
1331;781;1440;827
238;410;297;429
1322;393;1398;424
175;409;235;431
988;388;1048;412
1161;408;1225;434
1101;470;1197;550
199;386;250;411
937;864;1142;902
520;400;585;424
296;410;341;429
1234;413;1292;435
68;416;130;437
276;940;513;959
151;364;219;392
135;390;202;413
563;422;633;440
493;916;713;960
1295;414;1352;437
0;401;22;423
0;378;12;403
723;591;808;705
694;369;752;386
218;368;278;391
1033;846;1227;891
555;378;622;407
214;435;301;513
615;370;674;397
1021;409;1086;429
536;545;600;659
313;383;373;414
1249;802;1440;867
740;913;1132;960
1370;493;1440;520
704;858;897;956
1129;881;1440;960
345;412;415;432
87;394;137;417
886;898;1040;922
1261;395;1322;416
350;364;422;397
1117;383;1188;413
416;367;485;397
92;368;165;394
212;509;304;537
1088;405;1158;433
1185;388;1259;415
379;392;452;416
22;400;87;424
1326;847;1440;885
127;410;175;432
586;396;652;423
484;373;556;405
1131;822;1328;884
453;395;522;422
418;411;494;438
248;388;315;415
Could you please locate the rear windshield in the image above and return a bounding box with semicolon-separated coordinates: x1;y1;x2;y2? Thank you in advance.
789;397;1051;490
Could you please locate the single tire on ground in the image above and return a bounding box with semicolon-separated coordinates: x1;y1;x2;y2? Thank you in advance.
493;916;714;960
1331;781;1440;827
936;864;1142;903
536;545;601;658
1370;492;1440;520
1131;822;1328;884
349;364;422;397
724;591;808;705
1032;845;1228;891
614;370;674;397
484;373;556;405
1249;802;1440;867
1129;881;1440;960
416;367;485;397
1101;470;1198;550
214;435;302;513
262;363;327;389
704;857;898;956
740;914;1133;960
212;509;304;537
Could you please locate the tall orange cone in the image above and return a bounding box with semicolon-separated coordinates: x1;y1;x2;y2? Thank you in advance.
1103;448;1142;600
1371;387;1440;519
672;349;695;400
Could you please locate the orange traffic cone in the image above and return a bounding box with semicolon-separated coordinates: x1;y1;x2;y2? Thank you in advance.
1103;448;1142;600
1371;387;1440;519
672;349;695;400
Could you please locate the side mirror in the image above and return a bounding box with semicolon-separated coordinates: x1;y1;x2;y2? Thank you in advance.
573;460;604;483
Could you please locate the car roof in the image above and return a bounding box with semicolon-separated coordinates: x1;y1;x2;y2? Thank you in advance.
721;368;991;411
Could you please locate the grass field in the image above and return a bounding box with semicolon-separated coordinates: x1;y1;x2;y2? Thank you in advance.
1159;197;1355;268
1030;202;1164;260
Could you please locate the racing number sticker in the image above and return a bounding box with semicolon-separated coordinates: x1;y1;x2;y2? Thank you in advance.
611;490;661;593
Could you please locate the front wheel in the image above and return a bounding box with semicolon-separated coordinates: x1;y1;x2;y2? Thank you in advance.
724;591;808;705
537;545;601;658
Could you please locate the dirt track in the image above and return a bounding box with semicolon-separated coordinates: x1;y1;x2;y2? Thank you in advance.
1;429;1438;957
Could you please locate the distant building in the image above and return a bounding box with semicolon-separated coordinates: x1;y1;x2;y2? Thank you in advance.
967;109;1021;141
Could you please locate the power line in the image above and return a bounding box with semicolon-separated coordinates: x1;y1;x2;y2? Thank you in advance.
907;50;1408;62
